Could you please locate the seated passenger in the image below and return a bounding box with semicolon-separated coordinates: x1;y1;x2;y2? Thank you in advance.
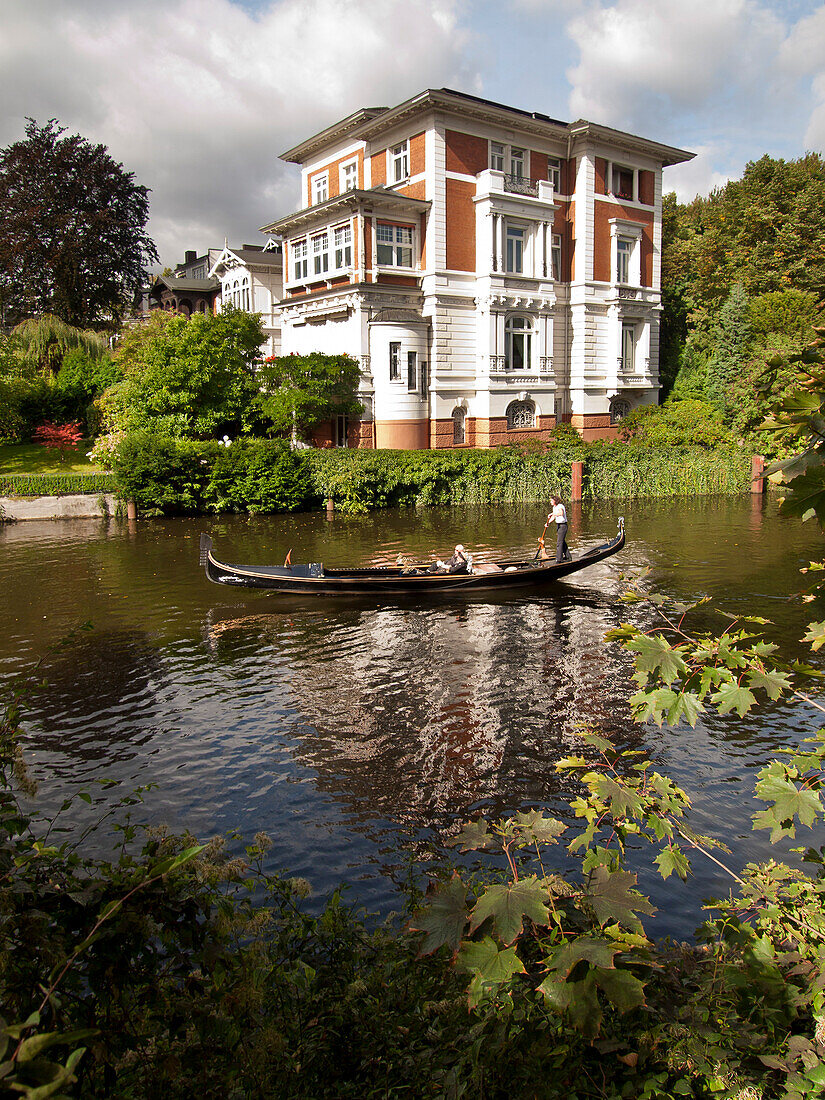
445;544;469;574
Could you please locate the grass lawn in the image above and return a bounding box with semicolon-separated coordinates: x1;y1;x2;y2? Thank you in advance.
0;441;103;475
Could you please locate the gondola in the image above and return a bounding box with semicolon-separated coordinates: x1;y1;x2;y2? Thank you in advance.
198;518;625;596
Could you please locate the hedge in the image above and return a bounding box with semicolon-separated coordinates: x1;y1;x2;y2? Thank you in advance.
0;472;118;498
96;434;755;516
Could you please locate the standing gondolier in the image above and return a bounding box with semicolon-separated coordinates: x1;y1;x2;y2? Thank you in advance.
548;495;571;563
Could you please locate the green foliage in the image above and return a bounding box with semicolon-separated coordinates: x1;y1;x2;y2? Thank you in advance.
204;438;312;514
108;432;313;516
101;308;266;440
0;473;116;497
705;283;752;416
257;352;363;442
619;400;734;448
762;323;825;527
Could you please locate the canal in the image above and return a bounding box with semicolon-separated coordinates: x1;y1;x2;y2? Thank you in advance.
2;494;824;940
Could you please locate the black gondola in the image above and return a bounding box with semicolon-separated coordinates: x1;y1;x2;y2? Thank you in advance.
199;519;625;596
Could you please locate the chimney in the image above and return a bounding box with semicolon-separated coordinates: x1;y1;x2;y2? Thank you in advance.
185;250;197;264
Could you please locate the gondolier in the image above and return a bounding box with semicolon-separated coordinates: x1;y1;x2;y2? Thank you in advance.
549;495;571;563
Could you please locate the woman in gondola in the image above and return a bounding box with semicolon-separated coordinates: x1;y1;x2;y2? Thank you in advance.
548;495;571;563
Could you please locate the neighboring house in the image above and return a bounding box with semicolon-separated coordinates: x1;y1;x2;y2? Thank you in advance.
209;241;283;358
147;250;222;316
261;87;693;449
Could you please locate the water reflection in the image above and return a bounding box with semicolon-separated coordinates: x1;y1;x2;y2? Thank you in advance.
3;498;824;940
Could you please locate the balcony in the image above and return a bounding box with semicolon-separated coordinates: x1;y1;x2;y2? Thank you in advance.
504;174;538;197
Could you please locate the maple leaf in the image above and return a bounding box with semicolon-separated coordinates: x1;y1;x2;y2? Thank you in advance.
469;877;551;944
654;846;691;881
802;621;825;651
666;691;704;728
457;936;525;1007
409;873;470;956
753;774;823;841
746;667;792;701
594;966;647;1011
445;819;496;852
710;681;757;717
544;935;621;977
590;776;644;819
626;634;689;686
583;866;655;932
512;810;567;846
539;971;602;1037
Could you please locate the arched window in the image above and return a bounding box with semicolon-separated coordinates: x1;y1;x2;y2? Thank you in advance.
505;315;533;372
506;400;536;430
610;398;631;425
232;280;240;308
452;407;466;445
242;278;250;311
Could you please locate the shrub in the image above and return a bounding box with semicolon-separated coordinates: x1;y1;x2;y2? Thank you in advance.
204;439;312;514
109;431;216;516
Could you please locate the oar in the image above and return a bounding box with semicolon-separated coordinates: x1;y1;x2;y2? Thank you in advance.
534;517;551;560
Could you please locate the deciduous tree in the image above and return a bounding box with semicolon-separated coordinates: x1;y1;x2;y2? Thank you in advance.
258;352;363;444
0;119;158;328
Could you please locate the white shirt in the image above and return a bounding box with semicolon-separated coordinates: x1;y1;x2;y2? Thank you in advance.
551;502;567;525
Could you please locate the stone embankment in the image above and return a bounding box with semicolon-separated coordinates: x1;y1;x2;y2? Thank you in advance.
0;494;119;521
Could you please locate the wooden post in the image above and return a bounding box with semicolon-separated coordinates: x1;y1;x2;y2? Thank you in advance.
571;461;583;502
751;454;765;494
326;498;335;516
126;499;137;520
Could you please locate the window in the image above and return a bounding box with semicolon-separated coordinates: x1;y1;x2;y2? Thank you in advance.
293;238;308;280
389;342;401;381
506;225;525;274
312;232;329;276
547;157;561;191
334;415;349;448
490;142;505;172
505;315;532;372
341;161;357;191
452;407;466;445
491;142;527;178
621;323;635;373
551;234;562;281
390;141;409;182
313;173;328;204
506;400;536;429
510;148;525;179
377;223;413;267
407;351;417;392
610;164;634;201
419;360;428;398
616;237;632;284
610;398;631;425
334;224;352;269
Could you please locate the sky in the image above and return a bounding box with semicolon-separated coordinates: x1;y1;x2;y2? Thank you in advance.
1;0;823;266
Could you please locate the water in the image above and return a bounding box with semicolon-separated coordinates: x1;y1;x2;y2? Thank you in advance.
2;495;824;940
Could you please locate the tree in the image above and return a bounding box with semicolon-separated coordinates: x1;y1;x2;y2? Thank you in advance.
101;307;266;440
258;352;363;443
704;282;751;415
0;119;158;328
32;420;83;462
13;314;108;375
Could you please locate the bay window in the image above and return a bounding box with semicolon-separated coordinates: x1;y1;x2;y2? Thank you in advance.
389;342;401;381
551;234;562;280
377;223;414;268
312;233;329;276
505;315;532;372
293;238;308;280
506;224;525;274
334;223;352;268
621;323;636;373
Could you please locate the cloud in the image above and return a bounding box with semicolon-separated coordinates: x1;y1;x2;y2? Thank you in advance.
564;0;799;147
780;5;825;152
0;0;475;265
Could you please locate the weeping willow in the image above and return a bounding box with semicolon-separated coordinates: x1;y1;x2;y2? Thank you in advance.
12;314;108;374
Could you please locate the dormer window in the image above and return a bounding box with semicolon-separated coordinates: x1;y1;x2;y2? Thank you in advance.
390;141;409;183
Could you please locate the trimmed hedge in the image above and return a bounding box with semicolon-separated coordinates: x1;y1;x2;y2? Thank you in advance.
0;472;118;498
99;433;755;516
